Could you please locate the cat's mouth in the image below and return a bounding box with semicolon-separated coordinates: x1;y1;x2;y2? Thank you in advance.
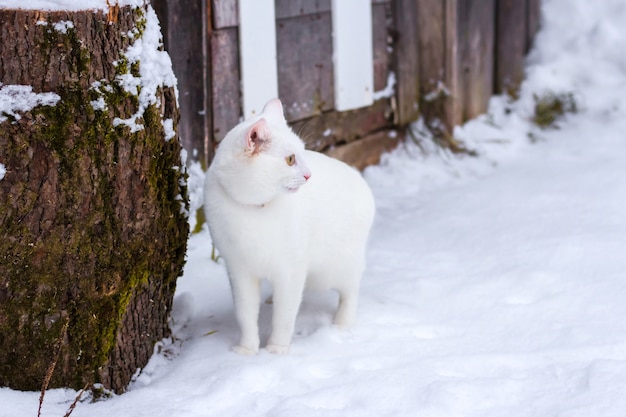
284;180;306;193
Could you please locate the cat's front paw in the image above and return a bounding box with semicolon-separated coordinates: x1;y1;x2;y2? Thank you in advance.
266;343;290;355
232;345;258;355
333;314;355;329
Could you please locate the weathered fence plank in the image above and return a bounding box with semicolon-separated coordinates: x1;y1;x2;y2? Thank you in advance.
392;0;420;125
372;3;391;92
496;0;527;96
526;0;541;52
445;0;462;129
458;0;495;122
154;0;206;157
293;99;393;151
325;129;401;169
203;0;213;165
275;0;331;19
417;0;445;99
211;28;240;144
172;0;206;155
417;0;448;134
277;13;334;122
212;0;238;28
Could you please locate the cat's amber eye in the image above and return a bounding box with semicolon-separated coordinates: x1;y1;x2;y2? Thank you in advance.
285;154;296;166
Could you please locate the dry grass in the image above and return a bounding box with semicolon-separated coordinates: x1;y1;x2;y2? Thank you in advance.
533;92;578;128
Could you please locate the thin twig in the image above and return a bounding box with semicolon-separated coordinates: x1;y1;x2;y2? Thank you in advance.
63;383;90;417
38;318;69;417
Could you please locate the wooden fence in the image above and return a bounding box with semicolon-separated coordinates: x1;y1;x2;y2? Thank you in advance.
153;0;541;169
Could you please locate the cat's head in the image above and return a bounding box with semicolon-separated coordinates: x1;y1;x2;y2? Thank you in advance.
212;98;312;206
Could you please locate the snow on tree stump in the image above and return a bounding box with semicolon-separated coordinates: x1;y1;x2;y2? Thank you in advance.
0;2;189;393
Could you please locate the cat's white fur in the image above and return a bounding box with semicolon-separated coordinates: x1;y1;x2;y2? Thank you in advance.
204;98;375;354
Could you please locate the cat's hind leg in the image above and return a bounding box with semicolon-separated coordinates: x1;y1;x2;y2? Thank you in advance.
229;273;262;355
334;287;359;328
334;268;362;328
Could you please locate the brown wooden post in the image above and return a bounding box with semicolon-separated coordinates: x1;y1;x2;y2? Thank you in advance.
526;0;541;52
210;28;240;146
457;0;495;121
495;0;527;97
276;11;334;122
416;0;449;138
392;0;420;125
204;0;213;166
444;0;462;129
372;3;392;95
209;0;240;152
154;0;207;163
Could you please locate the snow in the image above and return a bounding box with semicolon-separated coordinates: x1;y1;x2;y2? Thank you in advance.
0;0;143;11
0;84;60;123
0;163;5;181
52;20;74;34
112;5;178;133
161;118;175;141
90;96;106;111
372;71;397;101
186;160;207;232
3;0;626;416
34;19;76;34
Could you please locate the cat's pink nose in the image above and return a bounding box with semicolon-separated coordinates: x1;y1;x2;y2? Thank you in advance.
304;173;311;181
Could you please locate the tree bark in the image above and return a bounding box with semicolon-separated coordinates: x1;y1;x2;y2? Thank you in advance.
0;3;188;393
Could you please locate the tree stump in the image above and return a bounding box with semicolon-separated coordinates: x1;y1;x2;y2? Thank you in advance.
0;3;189;393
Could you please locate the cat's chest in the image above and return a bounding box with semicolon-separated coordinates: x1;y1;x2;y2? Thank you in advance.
209;194;306;269
228;204;296;241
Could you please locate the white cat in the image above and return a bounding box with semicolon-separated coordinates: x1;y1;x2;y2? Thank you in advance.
203;98;375;354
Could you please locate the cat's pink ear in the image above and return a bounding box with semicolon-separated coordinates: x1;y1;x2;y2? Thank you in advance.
262;98;286;123
246;118;271;155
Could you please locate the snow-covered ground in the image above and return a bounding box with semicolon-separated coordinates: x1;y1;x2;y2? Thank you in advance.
3;0;626;415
